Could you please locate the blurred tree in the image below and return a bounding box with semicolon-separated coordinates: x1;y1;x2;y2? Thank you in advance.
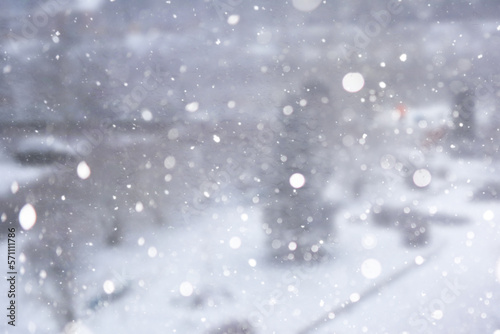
448;89;476;155
263;82;334;262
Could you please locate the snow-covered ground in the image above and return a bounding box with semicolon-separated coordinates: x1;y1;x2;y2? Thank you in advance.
2;144;499;334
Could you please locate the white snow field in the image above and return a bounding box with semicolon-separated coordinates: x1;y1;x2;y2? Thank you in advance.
1;136;499;333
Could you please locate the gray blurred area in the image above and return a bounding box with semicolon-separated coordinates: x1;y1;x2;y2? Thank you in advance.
1;0;500;333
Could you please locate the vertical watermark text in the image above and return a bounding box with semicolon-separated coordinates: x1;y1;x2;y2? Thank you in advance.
6;227;17;326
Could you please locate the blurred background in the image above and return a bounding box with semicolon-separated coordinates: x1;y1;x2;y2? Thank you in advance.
1;0;500;333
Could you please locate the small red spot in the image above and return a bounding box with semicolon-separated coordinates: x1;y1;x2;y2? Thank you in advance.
396;103;407;118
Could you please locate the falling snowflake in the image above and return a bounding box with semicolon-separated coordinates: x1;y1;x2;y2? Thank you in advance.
342;72;365;93
77;161;91;180
19;204;37;230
